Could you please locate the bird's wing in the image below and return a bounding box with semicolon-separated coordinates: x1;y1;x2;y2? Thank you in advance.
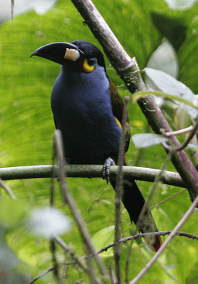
109;80;131;153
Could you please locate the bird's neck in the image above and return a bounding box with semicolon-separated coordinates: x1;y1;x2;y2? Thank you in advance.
60;65;109;89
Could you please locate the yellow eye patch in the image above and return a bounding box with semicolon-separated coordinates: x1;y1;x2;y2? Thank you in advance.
83;59;95;73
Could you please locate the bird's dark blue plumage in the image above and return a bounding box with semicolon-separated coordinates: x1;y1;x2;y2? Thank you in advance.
51;64;121;164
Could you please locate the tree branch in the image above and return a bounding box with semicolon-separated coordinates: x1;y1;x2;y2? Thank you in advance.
96;230;198;256
0;164;185;187
69;0;198;202
176;117;198;152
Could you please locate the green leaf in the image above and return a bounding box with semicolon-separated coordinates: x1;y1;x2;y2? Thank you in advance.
132;133;168;148
92;225;114;257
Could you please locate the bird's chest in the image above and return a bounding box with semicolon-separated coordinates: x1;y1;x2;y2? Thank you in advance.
52;82;109;132
51;70;121;163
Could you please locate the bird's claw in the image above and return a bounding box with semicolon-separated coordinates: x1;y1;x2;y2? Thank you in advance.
102;157;115;184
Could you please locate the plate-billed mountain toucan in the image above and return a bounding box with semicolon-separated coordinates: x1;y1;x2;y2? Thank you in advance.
32;40;162;251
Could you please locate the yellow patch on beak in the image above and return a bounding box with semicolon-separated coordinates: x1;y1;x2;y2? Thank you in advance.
83;59;95;73
64;48;80;61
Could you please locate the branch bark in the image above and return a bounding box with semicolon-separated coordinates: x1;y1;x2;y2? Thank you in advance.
0;164;185;187
69;0;198;202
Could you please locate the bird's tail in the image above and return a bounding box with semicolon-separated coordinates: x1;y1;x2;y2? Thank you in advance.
110;176;162;251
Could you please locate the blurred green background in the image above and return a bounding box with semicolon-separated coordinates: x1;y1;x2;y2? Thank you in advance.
1;0;198;283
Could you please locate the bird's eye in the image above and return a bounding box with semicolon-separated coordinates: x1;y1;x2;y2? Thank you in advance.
88;58;97;65
82;57;97;73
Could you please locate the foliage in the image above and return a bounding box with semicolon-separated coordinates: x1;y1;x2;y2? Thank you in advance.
1;0;198;283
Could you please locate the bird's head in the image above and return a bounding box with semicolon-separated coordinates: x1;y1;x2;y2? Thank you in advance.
31;40;106;73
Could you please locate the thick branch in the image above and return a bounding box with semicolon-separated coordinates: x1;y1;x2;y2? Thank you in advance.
0;165;185;187
70;0;198;201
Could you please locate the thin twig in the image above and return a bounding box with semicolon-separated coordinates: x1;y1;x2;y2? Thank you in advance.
151;189;186;209
109;266;117;284
54;130;108;281
30;267;55;284
0;179;16;199
114;96;129;284
54;236;89;274
163;118;198;152
176;118;198;152
129;195;198;284
96;231;198;256
50;239;62;283
162;125;193;137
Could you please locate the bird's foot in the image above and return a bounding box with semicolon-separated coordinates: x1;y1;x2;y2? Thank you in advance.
102;157;115;184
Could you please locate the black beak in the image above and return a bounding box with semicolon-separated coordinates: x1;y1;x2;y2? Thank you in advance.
31;42;84;65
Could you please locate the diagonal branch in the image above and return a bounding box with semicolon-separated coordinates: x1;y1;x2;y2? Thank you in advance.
54;130;108;281
69;0;198;202
176;117;198;152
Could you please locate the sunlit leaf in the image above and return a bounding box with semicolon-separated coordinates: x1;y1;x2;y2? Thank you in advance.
144;67;198;118
92;225;114;257
132;133;168;148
